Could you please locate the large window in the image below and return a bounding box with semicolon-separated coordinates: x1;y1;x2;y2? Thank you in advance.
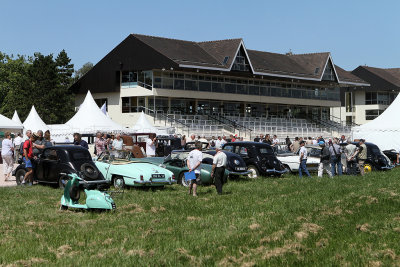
231;48;250;72
121;70;152;89
94;98;107;111
365;109;384;120
152;71;340;101
122;97;145;113
366;92;397;105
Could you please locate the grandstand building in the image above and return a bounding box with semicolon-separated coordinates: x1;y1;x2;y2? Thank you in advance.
70;34;367;137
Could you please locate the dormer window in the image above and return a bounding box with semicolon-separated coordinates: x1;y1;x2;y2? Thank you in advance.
231;48;250;72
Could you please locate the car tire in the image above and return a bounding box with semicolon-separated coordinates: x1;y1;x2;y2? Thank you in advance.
58;174;69;189
113;176;125;189
247;165;259;179
15;169;26;185
179;172;190;187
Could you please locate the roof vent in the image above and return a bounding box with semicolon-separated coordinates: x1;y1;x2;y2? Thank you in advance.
315;67;320;74
223;56;229;65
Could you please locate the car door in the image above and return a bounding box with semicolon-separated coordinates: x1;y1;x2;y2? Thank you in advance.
40;148;60;183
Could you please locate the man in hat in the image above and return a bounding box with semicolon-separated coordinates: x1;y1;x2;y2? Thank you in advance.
351;139;367;176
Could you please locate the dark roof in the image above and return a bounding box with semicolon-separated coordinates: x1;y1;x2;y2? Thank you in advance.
130;34;355;83
334;65;369;85
351;66;400;91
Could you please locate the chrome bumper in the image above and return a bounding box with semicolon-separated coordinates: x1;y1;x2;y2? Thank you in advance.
265;168;288;174
229;170;252;175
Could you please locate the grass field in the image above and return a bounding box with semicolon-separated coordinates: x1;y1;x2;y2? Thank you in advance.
1;169;400;266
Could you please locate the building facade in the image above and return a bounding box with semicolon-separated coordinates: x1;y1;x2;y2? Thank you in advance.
332;66;399;125
71;34;365;129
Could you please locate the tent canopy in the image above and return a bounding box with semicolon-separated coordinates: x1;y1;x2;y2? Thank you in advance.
352;93;400;151
23;106;49;133
0;113;24;131
132;111;157;132
12;110;23;125
65;91;126;134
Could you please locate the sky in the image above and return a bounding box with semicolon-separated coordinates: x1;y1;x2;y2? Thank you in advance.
1;0;399;71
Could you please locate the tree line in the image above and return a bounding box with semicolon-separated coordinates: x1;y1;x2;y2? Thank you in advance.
0;51;93;124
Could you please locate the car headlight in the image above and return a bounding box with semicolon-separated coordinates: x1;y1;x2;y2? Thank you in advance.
234;160;240;165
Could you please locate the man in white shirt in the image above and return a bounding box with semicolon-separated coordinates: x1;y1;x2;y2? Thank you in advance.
13;132;23;161
211;147;227;195
298;141;311;178
221;136;227;146
187;141;203;197
215;136;223;149
272;135;280;146
112;134;124;150
146;136;157;157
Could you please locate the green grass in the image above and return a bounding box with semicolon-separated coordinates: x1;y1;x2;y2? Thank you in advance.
1;169;400;266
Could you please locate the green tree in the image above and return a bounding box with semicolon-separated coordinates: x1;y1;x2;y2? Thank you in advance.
73;62;93;82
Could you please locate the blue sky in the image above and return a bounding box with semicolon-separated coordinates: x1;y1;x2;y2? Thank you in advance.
1;0;399;71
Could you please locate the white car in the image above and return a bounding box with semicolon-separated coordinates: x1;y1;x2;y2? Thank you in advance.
277;146;320;173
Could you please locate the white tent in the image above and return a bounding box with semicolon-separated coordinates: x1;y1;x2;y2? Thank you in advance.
132;111;158;132
352;93;400;151
0;113;24;132
132;111;175;135
23;106;49;133
65;91;126;134
12;110;23;125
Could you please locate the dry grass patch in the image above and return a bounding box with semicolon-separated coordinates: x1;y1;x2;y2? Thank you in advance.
356;223;370;232
249;223;260;230
260;230;285;244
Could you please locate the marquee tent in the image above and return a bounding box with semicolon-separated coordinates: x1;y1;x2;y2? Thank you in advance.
0;113;24;132
12;110;23;126
23;106;49;134
132;111;175;135
352;93;400;151
65;91;127;134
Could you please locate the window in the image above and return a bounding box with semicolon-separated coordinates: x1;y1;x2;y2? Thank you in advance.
69;151;91;161
365;109;384;120
231;48;250;72
366;92;394;105
223;56;229;65
322;61;336;81
44;149;58;160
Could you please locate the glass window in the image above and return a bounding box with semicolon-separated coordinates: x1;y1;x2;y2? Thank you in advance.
162;78;173;89
249;86;259;95
212;83;224;93
199;81;211;92
69;150;91;161
365;109;384;120
225;83;236;93
174;79;185;90
185;80;198;91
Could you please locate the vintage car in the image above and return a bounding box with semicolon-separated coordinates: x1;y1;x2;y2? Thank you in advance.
277;146;320;173
202;150;250;178
382;149;399;165
352;142;393;172
134;151;230;187
13;146;109;189
222;142;287;178
94;150;176;188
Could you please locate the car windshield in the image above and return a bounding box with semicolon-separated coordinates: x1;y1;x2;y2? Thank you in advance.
69;150;92;161
171;152;189;160
99;150;131;162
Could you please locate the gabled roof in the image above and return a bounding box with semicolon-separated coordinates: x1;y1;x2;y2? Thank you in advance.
334;65;369;86
131;33;348;82
361;66;400;87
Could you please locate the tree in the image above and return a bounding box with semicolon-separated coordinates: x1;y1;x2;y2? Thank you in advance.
74;62;93;82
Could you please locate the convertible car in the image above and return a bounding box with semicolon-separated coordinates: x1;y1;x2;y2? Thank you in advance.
133;151;230;187
95;150;176;189
13;146;109;189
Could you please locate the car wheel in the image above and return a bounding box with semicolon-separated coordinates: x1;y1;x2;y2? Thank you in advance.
15;169;26;185
179;172;190;187
247;165;259;179
58;174;69;189
113;176;125;189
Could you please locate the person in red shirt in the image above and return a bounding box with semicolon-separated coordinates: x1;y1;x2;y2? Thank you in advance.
22;133;37;185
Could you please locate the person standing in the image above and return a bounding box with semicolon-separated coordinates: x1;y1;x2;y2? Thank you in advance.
272;135;280;146
73;133;88;149
95;132;106;156
329;138;343;176
43;130;54;148
22;133;37;185
215;136;223;149
298;141;311;178
1;132;14;182
187;141;203;197
317;141;332;178
112;134;124;150
146;135;157;157
345;142;357;175
181;135;186;149
291;137;300;152
211;147;227;195
13;132;23;161
32;130;46;158
351;139;367;176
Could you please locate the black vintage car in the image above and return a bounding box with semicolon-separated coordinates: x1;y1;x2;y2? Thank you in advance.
352;142;394;172
222;142;287;178
13;146;109;189
382;149;399;165
202;150;251;178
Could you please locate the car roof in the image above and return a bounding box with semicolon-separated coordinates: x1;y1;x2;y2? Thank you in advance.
224;141;272;147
